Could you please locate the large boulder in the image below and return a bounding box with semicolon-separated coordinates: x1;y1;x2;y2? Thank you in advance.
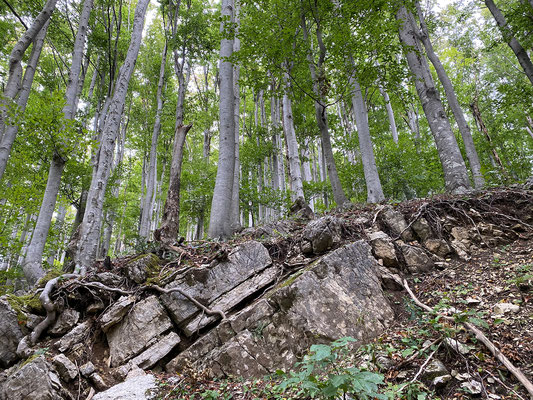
106;296;176;367
0;356;67;400
160;241;275;336
167;241;394;378
0;298;24;368
301;216;344;255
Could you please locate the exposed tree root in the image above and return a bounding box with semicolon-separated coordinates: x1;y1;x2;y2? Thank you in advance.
394;275;533;398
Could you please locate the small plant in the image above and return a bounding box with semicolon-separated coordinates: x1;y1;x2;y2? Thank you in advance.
275;337;386;399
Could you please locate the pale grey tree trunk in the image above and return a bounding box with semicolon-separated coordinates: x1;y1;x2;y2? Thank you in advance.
271;93;285;195
407;104;420;140
16;213;33;267
0;19;50;182
231;0;241;230
46;204;67;267
282;71;305;202
379;88;399;144
76;0;150;274
416;2;484;189
484;0;533;86
349;62;385;203
23;0;93;284
527;116;533;140
397;5;471;194
208;0;235;239
139;43;167;240
301;16;348;207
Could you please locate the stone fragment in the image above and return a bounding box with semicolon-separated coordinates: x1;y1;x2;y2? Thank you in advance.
424;239;452;258
461;380;482;395
56;321;92;353
106;296;172;367
450;240;471;261
80;362;96;377
451;227;471;245
161;241;272;327
91;272;123;287
382;208;415;241
368;231;398;267
92;374;157;400
99;296;135;332
0;298;24;368
0;356;65;400
412;217;433;241
90;373;108;391
493;303;520;315
130;331;181;369
49;309;80;336
301;216;344;255
400;244;434;273
124;253;160;284
52;354;78;381
422;359;448;380
433;374;452;388
444;338;470;355
26;314;44;330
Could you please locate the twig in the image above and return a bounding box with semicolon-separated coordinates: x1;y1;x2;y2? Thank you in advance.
410;344;440;384
484;369;526;400
394;337;441;370
395;276;533;398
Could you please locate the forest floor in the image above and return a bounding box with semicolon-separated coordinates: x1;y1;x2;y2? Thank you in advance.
152;188;533;400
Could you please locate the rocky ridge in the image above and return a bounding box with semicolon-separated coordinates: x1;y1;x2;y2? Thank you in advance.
0;186;531;399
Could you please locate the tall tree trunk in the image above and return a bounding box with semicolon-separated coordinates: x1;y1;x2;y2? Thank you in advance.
139;43;167;240
75;0;150;274
397;4;471;194
0;18;51;182
208;0;235;239
349;64;385;203
470;99;507;175
416;2;484;189
301;15;348;207
282;71;305;202
484;0;533;86
231;0;241;230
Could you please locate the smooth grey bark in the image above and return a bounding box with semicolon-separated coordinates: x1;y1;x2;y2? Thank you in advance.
527;116;533;141
76;0;150;274
208;0;235;239
0;19;51;182
282;71;305;202
415;2;484;189
231;0;241;229
484;0;533;86
139;43;167;240
349;62;385;203
407;104;421;140
301;15;348;207
23;0;93;284
397;4;471;193
271;93;286;194
379;88;399;144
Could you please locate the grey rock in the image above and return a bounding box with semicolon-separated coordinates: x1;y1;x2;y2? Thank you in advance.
56;321;92;353
0;356;65;400
161;241;272;329
52;354;77;381
424;239;452;258
451;227;471;245
90;373;108;391
493;303;520;315
80;361;96;377
444;338;470;355
49;309;80;336
433;374;452;388
130;331;181;369
107;296;172;367
422;359;448;380
382;208;415;241
26;314;44;330
450;240;471;261
124;253;160;284
400;244;434;273
241;220;298;240
99;296;135;332
301;216;344;255
0;298;24;368
169;241;394;378
91;272;123;287
461;380;482;395
368;231;398;267
412;217;433;241
92;374;157;400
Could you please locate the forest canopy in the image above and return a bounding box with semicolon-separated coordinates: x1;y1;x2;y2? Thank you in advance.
0;0;532;287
